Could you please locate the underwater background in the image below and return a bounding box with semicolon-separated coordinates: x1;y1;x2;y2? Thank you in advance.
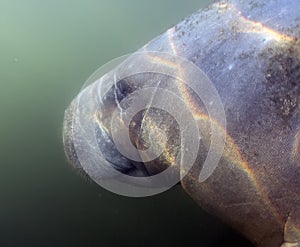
0;0;253;246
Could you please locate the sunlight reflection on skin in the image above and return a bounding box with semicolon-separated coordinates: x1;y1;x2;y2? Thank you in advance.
215;2;296;43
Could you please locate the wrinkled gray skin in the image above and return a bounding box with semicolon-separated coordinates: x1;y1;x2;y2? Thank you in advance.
63;0;300;246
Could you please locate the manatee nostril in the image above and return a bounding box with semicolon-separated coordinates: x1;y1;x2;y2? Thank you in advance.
98;78;135;114
114;79;134;104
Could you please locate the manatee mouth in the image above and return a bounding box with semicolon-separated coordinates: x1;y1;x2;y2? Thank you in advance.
62;86;150;178
62;76;180;180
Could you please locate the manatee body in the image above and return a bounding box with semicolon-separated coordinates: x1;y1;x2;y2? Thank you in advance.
63;0;300;246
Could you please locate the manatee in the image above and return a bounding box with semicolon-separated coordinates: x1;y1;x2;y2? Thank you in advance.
63;0;300;246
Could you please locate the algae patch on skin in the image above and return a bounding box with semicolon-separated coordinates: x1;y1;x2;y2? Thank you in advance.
261;39;300;120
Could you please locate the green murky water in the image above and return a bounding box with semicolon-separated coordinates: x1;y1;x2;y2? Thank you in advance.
0;0;253;246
